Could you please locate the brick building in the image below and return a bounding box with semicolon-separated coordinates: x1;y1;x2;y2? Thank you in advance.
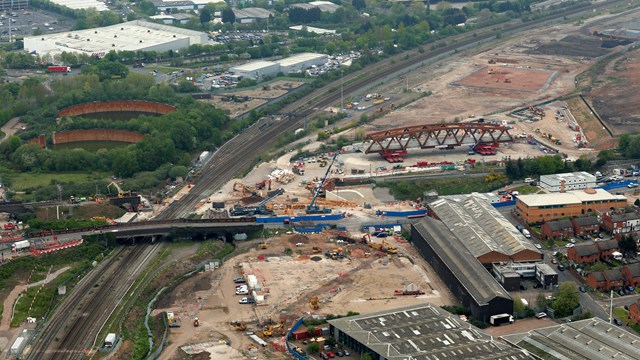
601;212;640;238
603;269;625;290
586;271;606;291
630;302;640;324
567;243;600;264
540;219;574;240
515;189;626;224
571;216;600;237
621;263;640;288
595;239;619;258
539;172;596;192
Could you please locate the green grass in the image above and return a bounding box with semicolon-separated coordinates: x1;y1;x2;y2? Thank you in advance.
6;171;109;191
381;176;509;201
512;184;539;195
613;307;629;324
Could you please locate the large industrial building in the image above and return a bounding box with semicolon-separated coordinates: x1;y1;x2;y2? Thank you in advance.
539;171;597;192
515;188;627;223
48;0;108;11
23;20;208;57
411;217;514;322
328;304;532;360
428;194;542;265
502;317;640;359
276;52;329;74
229;52;328;80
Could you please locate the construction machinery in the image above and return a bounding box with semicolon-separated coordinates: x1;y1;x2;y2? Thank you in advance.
193;317;200;327
309;296;320;310
383;240;398;254
233;182;259;196
312;247;322;254
255;180;271;190
307;154;337;214
107;181;125;198
258;242;268;250
230;321;247;331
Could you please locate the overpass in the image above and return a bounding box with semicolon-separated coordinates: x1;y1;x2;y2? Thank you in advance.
26;218;262;242
365;123;515;154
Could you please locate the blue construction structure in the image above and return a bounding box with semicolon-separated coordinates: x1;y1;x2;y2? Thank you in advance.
307;154;338;214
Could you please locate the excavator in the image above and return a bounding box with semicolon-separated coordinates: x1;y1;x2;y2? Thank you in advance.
107;181;125;198
383;240;398;254
233;182;258;196
309;296;320;310
230;321;246;331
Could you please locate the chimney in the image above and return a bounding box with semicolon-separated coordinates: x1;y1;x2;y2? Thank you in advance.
560;179;566;193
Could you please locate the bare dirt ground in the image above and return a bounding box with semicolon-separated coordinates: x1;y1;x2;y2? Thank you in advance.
454;66;556;93
0;117;25;142
157;235;454;359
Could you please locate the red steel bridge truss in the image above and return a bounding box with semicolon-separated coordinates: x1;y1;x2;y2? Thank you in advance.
365;123;515;155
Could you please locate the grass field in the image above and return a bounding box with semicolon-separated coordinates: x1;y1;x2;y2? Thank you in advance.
7;172;109;191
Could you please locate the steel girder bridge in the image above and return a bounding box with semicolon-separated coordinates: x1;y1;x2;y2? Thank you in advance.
364;123;515;154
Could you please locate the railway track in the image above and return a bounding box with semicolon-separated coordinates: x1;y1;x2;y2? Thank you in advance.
158;0;624;221
25;244;157;360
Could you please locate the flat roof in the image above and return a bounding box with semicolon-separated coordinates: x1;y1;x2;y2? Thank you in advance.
502;317;640;360
429;194;540;257
413;217;512;305
517;188;626;207
289;25;336;34
229;60;278;73
24;20;205;55
276;52;327;67
233;7;272;19
540;171;596;183
50;0;109;11
329;304;532;360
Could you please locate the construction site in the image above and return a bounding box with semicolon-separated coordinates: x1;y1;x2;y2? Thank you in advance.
155;231;453;359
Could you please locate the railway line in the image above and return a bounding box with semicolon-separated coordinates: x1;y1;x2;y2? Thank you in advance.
24;244;158;360
158;0;625;220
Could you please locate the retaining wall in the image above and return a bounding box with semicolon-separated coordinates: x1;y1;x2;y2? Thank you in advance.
58;100;176;118
53;129;144;144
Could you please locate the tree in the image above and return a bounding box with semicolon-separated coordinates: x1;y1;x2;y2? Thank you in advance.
619;234;638;255
138;0;157;16
200;8;212;24
352;0;366;10
551;282;580;318
361;354;373;360
222;8;235;23
513;296;526;318
306;342;320;353
535;292;548;310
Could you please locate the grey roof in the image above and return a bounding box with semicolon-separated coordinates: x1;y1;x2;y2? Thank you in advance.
544;219;573;231
233;7;272;19
329;304;533;360
597;239;619;251
611;212;640;223
624;263;640;278
591;272;606;282
535;263;557;276
604;268;624;282
429;195;540;258
413;218;512;305
574;242;599;257
502;317;640;360
572;216;599;227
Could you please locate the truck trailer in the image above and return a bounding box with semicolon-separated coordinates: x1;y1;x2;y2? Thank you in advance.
47;66;71;73
11;240;30;252
489;313;514;326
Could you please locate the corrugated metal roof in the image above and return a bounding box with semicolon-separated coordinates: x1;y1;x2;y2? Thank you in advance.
429;194;539;258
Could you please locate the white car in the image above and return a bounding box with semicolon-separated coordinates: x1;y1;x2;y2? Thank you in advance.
534;244;542;249
565;243;575;248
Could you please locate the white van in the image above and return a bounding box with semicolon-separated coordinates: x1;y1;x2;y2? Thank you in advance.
522;229;531;238
236;288;249;295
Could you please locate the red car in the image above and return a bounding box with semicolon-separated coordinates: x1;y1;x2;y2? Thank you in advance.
327;351;335;358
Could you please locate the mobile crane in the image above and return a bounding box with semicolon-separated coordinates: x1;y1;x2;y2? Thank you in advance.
306;154;337;214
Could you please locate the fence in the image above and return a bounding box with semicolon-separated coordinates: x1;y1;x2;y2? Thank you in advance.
286;317;310;360
256;214;344;223
597;180;637;191
375;209;427;217
295;224;347;234
492;200;516;208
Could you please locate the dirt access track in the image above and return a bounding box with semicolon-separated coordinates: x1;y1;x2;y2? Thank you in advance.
155;234;454;359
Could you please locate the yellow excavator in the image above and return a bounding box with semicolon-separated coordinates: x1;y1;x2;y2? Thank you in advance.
383;240;398;254
309;296;320;310
233;182;258;196
230;321;246;331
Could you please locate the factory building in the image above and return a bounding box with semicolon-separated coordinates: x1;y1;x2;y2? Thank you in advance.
515;188;627;223
502;317;640;359
276;52;329;74
232;7;272;23
411;217;513;322
539;171;596;192
428;194;542;266
48;0;108;11
328;304;532;360
290;1;340;13
228;60;280;81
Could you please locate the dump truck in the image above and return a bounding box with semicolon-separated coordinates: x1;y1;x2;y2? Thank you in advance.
489;313;514;326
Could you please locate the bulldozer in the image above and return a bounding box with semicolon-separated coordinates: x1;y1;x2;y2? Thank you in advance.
309;296;320;310
230;321;246;331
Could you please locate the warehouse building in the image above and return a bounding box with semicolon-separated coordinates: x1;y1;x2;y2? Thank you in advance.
0;0;29;10
290;0;340;13
429;194;542;265
23;20;208;57
540;171;596;192
515;188;627;223
48;0;108;11
276;52;329;74
328;304;532;360
411;217;513;322
228;60;280;81
502;317;640;360
233;7;272;23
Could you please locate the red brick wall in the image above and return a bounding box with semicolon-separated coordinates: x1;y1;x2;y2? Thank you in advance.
567;248;599;263
28;135;46;148
586;273;605;290
53;129;144;144
58;100;176;117
621;268;640;287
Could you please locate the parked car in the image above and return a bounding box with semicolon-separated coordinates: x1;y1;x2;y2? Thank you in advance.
336;351;344;357
535;312;547;319
557;264;565;271
343;350;350;356
551;258;558;264
327;351;335;358
239;297;255;304
520;284;528;290
565;243;575;248
233;276;246;283
320;352;329;360
614;318;623;326
627;286;635;292
569;238;576;244
535;243;542;249
579;286;586;293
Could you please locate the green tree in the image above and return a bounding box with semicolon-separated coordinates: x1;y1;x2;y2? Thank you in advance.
222;8;235;23
352;0;366;10
200;8;212;24
535;292;548;310
306;342;320;353
361;354;373;360
0;135;23;158
619;234;638;255
513;296;526;318
551;282;580;318
138;0;157;16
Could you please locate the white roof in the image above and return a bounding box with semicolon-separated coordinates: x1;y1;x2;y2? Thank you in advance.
49;0;109;11
24;20;205;56
540;171;596;182
230;60;278;72
289;25;336;34
517;188;626;207
276;52;327;67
